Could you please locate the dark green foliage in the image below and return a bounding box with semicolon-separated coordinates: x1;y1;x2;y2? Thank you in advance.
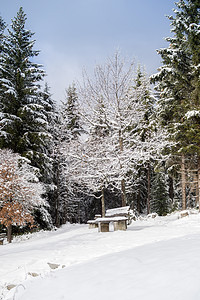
151;172;170;216
132;166;148;213
61;83;81;141
151;0;200;212
0;7;51;179
151;0;200;150
130;68;160;214
0;16;6;53
51;83;84;226
0;8;54;228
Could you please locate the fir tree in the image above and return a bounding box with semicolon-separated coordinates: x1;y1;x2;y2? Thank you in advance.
0;16;6;113
52;83;83;226
61;83;81;141
0;7;45;146
0;8;54;226
151;172;170;216
0;16;6;53
131;68;169;214
0;8;51;179
151;0;200;210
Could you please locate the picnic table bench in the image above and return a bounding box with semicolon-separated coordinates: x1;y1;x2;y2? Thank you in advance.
87;206;132;232
0;233;6;245
97;216;128;232
87;219;99;229
87;214;101;229
105;206;132;225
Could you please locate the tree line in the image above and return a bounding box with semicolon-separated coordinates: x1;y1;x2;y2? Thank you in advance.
0;1;200;240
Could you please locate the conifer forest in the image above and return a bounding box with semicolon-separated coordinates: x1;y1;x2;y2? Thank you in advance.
0;1;200;238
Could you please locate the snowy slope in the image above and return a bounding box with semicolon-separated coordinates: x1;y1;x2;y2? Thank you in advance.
1;211;200;300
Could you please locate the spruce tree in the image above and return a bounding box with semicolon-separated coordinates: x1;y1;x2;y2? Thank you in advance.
61;83;81;141
151;172;170;216
0;16;6;113
52;83;83;226
0;8;54;226
132;68;168;214
151;0;200;210
0;8;50;175
0;16;5;53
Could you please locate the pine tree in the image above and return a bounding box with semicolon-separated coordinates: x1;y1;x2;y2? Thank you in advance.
151;172;170;216
130;68;169;214
0;16;5;53
0;8;53;180
132;68;155;214
50;83;84;226
151;0;200;210
0;7;45;147
38;82;58;185
61;83;81;141
0;8;54;227
0;16;6;114
0;7;45;150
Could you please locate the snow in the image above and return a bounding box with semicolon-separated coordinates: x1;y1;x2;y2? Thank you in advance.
185;110;200;119
95;216;128;222
105;206;130;216
1;211;200;299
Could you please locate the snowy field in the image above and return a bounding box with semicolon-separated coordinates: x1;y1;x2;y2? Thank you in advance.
1;211;200;300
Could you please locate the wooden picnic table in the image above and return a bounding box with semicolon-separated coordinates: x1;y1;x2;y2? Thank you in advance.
96;216;128;232
87;206;133;232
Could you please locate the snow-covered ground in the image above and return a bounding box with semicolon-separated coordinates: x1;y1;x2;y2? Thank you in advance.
1;211;200;300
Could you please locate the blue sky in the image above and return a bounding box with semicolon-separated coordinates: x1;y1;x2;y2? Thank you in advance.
0;0;175;102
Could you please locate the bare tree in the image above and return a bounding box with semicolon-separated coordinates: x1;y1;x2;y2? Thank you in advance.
78;52;145;207
60;53;170;217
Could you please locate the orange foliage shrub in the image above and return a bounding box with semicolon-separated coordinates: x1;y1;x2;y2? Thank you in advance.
0;201;35;227
0;149;45;232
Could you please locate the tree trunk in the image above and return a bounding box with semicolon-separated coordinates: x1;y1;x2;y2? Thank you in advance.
147;164;151;214
137;170;141;213
121;179;126;207
181;154;186;210
78;201;81;224
168;176;174;201
101;187;105;217
55;159;61;228
55;198;60;228
194;171;199;207
137;186;141;213
119;130;126;207
7;223;12;243
198;158;200;211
